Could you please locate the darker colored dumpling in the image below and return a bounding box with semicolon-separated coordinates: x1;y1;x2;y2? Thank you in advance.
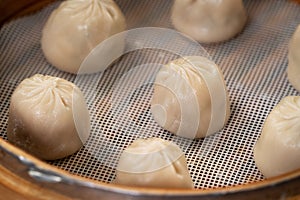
7;74;90;160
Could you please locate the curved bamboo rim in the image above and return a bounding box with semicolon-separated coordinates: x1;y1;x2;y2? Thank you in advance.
1;137;300;199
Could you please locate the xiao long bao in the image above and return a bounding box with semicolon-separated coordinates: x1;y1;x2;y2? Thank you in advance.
114;138;194;189
151;56;230;139
7;74;90;160
171;0;247;43
288;25;300;92
253;96;300;178
41;0;126;74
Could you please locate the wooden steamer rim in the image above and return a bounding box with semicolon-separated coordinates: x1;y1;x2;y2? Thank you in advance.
0;1;299;199
1;137;300;199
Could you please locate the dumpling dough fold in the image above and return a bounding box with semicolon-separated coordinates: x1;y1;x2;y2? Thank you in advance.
41;0;126;74
254;96;300;178
114;138;194;189
171;0;247;43
7;74;90;160
151;56;230;139
288;25;300;91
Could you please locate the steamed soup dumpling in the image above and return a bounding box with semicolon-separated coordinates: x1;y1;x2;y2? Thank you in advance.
253;96;300;178
171;0;247;43
7;74;90;160
114;138;194;189
41;0;126;74
288;25;300;92
151;56;230;139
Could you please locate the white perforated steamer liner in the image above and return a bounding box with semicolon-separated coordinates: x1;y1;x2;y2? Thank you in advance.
77;26;229;164
0;0;300;199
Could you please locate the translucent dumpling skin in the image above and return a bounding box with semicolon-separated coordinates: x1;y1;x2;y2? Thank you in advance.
171;0;247;43
253;96;300;178
288;25;300;92
114;138;194;189
7;74;90;160
151;56;230;139
41;0;126;74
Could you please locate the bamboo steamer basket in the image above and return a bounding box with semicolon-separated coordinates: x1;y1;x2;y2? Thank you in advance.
0;0;300;199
